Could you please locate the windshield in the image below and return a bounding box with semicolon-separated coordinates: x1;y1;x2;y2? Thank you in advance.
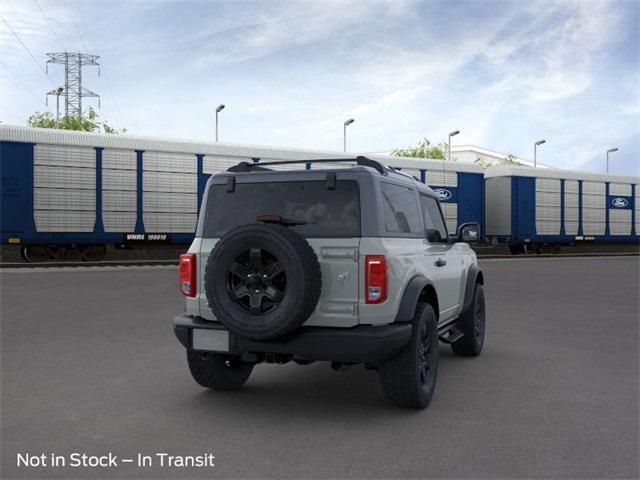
203;180;361;238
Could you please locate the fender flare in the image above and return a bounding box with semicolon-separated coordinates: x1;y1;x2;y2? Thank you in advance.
394;276;435;323
461;264;483;316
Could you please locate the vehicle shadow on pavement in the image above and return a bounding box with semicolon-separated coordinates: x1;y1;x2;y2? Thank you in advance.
177;346;472;419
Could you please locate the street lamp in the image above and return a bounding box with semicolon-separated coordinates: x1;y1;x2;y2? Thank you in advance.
448;130;460;162
55;87;64;122
343;118;354;152
534;139;546;168
606;148;618;173
215;104;225;142
45;86;65;122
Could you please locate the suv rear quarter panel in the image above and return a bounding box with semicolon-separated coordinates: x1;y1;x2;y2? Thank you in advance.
358;236;433;325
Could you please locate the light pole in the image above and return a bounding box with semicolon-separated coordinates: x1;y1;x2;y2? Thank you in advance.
448;130;460;162
534;139;546;168
55;87;64;122
215;104;225;142
343;118;354;152
606;148;618;173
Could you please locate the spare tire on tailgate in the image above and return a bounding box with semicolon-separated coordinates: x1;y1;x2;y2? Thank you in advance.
204;223;322;341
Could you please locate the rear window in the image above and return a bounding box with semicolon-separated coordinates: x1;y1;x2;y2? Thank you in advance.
203;180;361;238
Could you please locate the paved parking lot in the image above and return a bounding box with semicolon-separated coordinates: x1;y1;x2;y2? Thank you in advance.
1;257;638;479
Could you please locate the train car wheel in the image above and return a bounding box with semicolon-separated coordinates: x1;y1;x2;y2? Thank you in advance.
22;245;54;263
80;244;107;262
508;244;523;255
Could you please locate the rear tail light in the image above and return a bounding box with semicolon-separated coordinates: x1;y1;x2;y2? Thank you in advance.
179;254;196;297
365;255;387;304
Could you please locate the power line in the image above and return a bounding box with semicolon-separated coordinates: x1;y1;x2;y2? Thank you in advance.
0;13;57;88
71;0;125;125
62;0;91;53
34;0;67;52
70;0;126;127
5;0;64;89
0;58;43;103
8;0;48;50
29;0;100;118
0;103;24;122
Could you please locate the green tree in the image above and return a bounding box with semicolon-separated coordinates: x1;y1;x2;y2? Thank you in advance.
391;138;452;160
474;153;524;168
502;153;523;166
474;155;493;168
27;107;125;133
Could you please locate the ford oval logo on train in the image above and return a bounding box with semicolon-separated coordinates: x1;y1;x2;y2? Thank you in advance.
434;188;452;201
611;197;629;208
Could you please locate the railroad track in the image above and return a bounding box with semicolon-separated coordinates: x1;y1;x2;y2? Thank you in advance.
478;252;639;259
1;252;638;268
0;259;179;269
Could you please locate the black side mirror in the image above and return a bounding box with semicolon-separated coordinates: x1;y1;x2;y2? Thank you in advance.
457;222;480;243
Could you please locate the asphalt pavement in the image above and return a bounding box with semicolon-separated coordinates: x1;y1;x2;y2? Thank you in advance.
1;257;638;479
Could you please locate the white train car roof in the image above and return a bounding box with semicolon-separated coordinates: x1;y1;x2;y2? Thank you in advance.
484;164;639;185
0;124;484;173
366;153;484;173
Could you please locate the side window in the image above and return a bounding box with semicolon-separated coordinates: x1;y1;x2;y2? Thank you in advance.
380;182;422;234
420;195;448;243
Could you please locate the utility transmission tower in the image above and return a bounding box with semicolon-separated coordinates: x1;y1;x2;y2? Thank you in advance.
45;53;100;118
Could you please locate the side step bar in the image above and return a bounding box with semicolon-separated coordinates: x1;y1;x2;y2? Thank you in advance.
439;327;464;344
437;317;463;344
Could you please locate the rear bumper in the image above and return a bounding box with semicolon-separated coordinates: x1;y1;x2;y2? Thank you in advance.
173;314;412;364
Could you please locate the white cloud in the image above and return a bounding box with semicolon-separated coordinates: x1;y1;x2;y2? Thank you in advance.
189;1;407;69
0;0;637;175
527;72;591;101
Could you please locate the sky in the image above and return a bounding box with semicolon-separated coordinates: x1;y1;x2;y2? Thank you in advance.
0;0;638;175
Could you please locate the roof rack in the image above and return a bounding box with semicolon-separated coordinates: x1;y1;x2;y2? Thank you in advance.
227;155;387;174
389;167;418;181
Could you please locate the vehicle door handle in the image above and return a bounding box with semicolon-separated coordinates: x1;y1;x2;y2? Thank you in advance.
435;259;447;267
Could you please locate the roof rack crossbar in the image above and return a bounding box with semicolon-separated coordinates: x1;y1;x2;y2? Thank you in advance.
226;156;386;174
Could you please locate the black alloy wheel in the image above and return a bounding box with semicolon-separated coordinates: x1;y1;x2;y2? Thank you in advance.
473;287;485;343
205;222;321;340
418;325;433;386
228;248;286;315
378;303;439;408
451;284;486;356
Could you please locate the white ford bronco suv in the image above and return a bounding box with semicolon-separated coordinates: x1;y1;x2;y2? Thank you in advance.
173;157;485;408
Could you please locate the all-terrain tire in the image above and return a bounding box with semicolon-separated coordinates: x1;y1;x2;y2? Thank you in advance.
205;223;321;341
451;283;485;356
378;303;439;408
187;351;253;390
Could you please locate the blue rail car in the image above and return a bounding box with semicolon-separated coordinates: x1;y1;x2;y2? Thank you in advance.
484;165;639;253
1;126;487;261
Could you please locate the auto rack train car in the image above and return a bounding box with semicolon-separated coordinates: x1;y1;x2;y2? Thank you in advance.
485;165;639;253
0;125;485;261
